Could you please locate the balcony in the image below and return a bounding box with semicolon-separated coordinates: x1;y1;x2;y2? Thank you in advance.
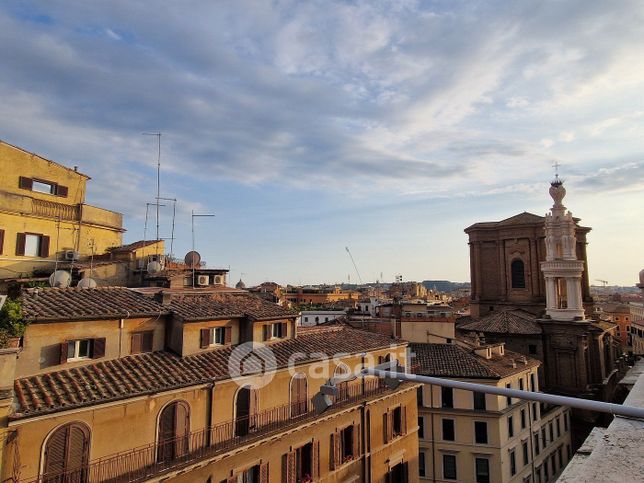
80;205;123;231
24;378;391;483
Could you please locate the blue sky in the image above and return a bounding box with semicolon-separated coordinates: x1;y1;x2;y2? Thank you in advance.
1;1;642;286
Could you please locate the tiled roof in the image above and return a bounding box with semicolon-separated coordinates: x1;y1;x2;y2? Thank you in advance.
109;240;162;252
20;287;168;322
410;343;540;379
12;326;402;419
465;212;544;231
458;309;542;335
170;293;295;321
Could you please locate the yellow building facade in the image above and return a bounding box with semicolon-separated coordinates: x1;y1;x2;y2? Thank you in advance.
0;140;124;283
0;287;419;482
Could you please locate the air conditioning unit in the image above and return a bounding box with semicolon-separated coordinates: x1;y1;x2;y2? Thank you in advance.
214;275;223;285
197;275;210;286
64;250;80;261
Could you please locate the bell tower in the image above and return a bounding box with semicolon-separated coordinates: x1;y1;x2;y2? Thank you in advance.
541;174;586;321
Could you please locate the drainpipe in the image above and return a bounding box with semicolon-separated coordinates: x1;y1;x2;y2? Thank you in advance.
361;402;370;483
528;398;537;483
206;383;214;447
430;385;436;483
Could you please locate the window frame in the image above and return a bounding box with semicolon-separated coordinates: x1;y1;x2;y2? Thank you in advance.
441;386;454;408
474;421;488;444
67;339;92;361
210;327;226;346
24;233;42;257
442;418;455;441
31;179;57;194
443;453;457;480
475;457;490;483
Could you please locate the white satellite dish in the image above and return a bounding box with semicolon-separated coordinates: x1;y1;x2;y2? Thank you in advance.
77;277;97;289
147;261;162;274
49;270;71;288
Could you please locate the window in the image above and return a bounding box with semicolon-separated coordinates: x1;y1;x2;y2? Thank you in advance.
511;259;526;288
532;402;539;421
67;339;92;361
443;454;457;480
506;383;512;406
200;326;231;348
529;344;538;355
392;406;403;437
442;419;455;441
508;416;514;438
543;458;549;480
566;444;571;460
294;442;314;481
272;322;285;338
131;331;153;354
534;433;540;455
549;422;554;441
521;409;527;429
419;451;426;477
417;386;424;407
42;423;90;481
237;464;263;482
418;416;425;439
473;391;486;410
304;317;308;322
32;180;56;194
15;232;50;258
25;234;42;256
474;421;488;444
290;373;308;417
558;446;563;467
530;374;536;392
523;440;529;465
510;449;517;476
157;401;190;462
519;378;524;391
210;327;225;345
550;453;556;473
564;412;569;432
556;418;561;438
442;386;454;408
542;427;547;447
475;457;490;483
340;425;355;462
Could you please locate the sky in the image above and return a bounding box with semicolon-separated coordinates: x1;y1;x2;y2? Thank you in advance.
1;0;642;286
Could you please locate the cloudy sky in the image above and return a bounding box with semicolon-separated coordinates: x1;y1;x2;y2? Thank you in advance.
1;1;643;286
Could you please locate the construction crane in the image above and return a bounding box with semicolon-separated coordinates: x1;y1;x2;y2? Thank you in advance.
595;279;608;287
345;246;363;285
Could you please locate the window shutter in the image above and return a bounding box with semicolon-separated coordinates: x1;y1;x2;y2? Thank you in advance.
175;403;190;457
57;185;69;197
263;324;270;341
402;462;409;483
401;405;407;435
44;426;68;476
92;338;106;358
59;342;68;365
283;451;296;483
353;423;361;456
383;412;389;444
260;462;269;483
224;326;232;344
0;229;4;254
226;477;236;483
312;440;320;479
19;176;33;190
39;235;50;258
67;425;89;472
143;331;154;352
15;233;26;256
249;388;259;430
200;328;210;349
388;411;394;442
281;322;287;337
131;333;142;354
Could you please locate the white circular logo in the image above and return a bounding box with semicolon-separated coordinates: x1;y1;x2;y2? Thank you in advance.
228;342;277;388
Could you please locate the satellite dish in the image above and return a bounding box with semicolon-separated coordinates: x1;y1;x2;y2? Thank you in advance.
77;277;97;289
147;261;162;274
184;251;201;268
49;270;71;288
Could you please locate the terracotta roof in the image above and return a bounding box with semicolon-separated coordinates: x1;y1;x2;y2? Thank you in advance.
458;309;542;335
109;240;162;252
20;287;168;322
12;326;402;419
410;343;539;379
169;293;295;321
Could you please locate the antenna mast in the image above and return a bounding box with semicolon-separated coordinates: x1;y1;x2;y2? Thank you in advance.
345;246;363;285
143;132;162;252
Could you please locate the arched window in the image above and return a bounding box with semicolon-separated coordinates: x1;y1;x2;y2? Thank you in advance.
157;401;190;463
42;423;90;482
290;373;308;417
334;363;351;401
511;259;526;289
235;386;259;437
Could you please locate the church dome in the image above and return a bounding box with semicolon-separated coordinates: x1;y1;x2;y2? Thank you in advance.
235;279;246;289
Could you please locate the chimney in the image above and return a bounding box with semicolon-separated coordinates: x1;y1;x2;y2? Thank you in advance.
154;290;172;306
511;358;516;368
74;165;78;172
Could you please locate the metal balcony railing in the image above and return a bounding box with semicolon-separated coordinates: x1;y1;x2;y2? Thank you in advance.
25;378;389;483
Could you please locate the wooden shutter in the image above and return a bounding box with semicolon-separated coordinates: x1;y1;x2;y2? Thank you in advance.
0;229;4;255
91;338;106;358
249;389;259;430
67;425;89;472
39;235;50;258
224;326;232;344
175;403;190;457
200;328;210;349
263;324;270;341
131;333;142;354
330;432;337;470
280;322;287;337
401;405;407;435
57;185;69;197
44;426;68;476
59;342;68;364
383;412;389;444
15;233;26;256
353;423;360;457
260;462;269;483
143;331;154;352
402;462;409;483
312;440;320;479
19;176;33;190
283;451;296;483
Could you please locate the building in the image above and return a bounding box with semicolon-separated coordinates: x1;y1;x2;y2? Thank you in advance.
283;285;358;306
298;310;347;327
600;303;632;347
411;341;572;483
376;302;456;342
0;140;124;287
0;286;419;483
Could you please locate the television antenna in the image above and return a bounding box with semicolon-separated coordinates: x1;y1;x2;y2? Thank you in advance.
191;211;215;287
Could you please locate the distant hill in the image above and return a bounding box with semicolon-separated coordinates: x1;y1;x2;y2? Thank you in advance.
422;280;471;292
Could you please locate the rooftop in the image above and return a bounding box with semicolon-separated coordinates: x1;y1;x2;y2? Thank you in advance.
12;325;402;419
458;308;542;335
108;240;162;253
169;292;295;321
410;342;539;379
